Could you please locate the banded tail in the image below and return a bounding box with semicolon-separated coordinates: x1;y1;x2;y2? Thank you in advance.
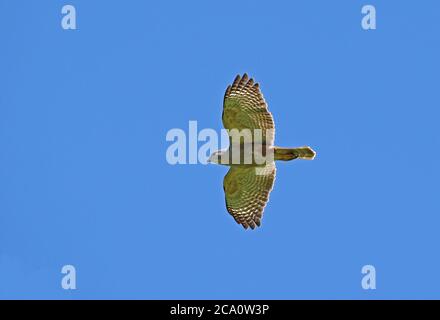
274;146;316;161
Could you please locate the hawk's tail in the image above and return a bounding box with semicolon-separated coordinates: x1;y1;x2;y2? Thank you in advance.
274;146;316;161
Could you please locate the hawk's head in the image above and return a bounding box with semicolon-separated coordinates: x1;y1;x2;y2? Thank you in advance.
207;149;228;165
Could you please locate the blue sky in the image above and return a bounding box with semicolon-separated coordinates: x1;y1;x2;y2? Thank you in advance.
0;0;439;299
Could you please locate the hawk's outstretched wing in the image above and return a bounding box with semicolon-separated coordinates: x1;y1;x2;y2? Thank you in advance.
223;74;275;145
223;163;276;229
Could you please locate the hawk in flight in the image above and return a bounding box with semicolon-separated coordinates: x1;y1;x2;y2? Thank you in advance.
208;74;316;230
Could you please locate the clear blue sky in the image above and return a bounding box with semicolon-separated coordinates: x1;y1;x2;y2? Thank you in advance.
1;0;439;299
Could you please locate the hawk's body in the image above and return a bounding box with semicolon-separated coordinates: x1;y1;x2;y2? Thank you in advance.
209;74;316;229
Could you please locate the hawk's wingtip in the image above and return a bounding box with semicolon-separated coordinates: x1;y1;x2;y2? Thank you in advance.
309;147;317;160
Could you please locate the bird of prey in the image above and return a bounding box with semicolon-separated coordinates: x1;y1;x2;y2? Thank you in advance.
208;74;316;230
